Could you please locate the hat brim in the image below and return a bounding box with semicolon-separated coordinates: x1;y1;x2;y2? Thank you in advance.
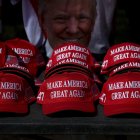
45;63;93;78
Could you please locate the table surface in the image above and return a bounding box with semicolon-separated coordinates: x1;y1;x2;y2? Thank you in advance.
0;103;140;135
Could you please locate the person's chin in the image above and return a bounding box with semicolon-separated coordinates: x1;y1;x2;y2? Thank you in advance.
52;39;88;47
62;40;88;46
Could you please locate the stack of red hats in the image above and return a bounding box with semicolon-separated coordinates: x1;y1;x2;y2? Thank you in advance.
101;42;140;76
37;42;100;115
99;42;140;116
0;38;46;114
5;38;46;78
45;42;100;77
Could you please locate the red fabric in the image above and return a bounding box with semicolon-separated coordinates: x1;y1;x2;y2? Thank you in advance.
5;38;46;77
109;61;140;76
37;72;100;115
101;42;140;74
0;72;36;113
0;45;35;84
99;72;140;116
45;42;99;76
4;47;30;73
45;64;93;78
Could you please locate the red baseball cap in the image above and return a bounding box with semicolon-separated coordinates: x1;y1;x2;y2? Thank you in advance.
46;42;99;75
99;71;140;116
45;64;102;85
5;38;46;77
37;72;100;115
45;64;93;78
109;61;140;76
0;72;36;113
0;46;35;85
101;42;140;74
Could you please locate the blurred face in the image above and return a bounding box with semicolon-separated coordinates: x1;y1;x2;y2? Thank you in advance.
38;0;96;48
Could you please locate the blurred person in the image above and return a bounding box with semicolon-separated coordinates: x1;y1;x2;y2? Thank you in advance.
37;0;96;48
11;0;116;62
89;0;117;61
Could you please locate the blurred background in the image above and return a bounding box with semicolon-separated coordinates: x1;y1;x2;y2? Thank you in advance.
1;0;140;46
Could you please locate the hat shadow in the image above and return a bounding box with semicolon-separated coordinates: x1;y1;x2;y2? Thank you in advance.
47;110;96;118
